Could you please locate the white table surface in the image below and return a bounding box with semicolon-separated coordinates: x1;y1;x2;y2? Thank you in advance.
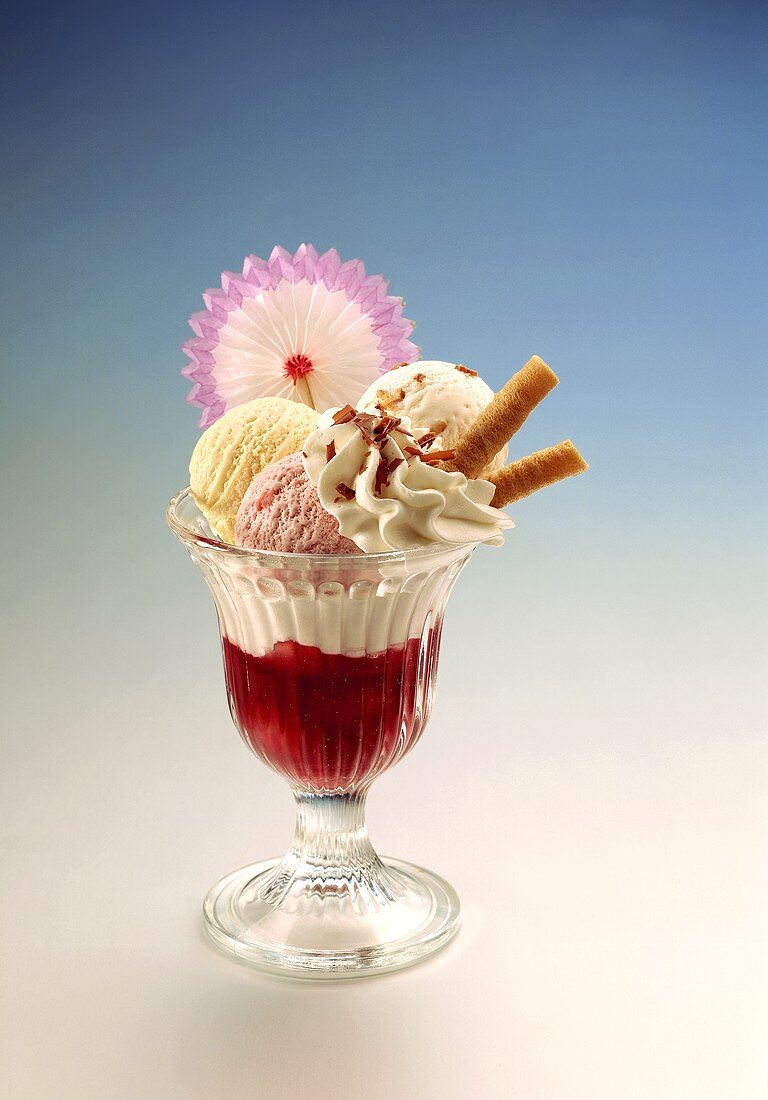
3;525;767;1099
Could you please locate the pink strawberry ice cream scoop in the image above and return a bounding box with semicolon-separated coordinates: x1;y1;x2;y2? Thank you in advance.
234;453;361;554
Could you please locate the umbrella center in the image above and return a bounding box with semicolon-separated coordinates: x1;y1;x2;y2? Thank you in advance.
284;353;314;382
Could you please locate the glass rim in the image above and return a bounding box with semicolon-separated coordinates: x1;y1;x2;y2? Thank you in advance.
166;487;477;568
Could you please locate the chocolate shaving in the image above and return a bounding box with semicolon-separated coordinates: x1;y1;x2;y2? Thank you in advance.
325;407;413;465
373;456;405;497
417;431;436;449
372;416;401;442
414;372;426;383
455;364;478;376
358;449;370;476
404;445;424;458
421;448;456;465
374;458;389;497
334;482;356;502
354;413;376;444
332;404;357;425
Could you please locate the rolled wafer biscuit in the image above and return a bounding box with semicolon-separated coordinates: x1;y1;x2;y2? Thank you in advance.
489;440;588;507
449;356;559;479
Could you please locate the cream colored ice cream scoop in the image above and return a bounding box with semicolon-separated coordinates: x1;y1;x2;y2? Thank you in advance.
358;360;507;477
189;397;318;542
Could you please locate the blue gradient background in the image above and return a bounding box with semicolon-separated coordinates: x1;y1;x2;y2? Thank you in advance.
2;3;767;1096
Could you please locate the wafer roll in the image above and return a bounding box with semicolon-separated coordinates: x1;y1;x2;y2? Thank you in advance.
450;356;559;479
489;440;588;507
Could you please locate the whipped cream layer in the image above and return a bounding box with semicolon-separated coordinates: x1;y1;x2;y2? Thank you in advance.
302;407;514;553
198;550;470;657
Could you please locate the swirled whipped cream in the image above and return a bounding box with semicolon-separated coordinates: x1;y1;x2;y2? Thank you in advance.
302;406;514;553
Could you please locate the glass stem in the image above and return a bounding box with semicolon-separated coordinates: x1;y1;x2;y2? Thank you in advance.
261;790;401;910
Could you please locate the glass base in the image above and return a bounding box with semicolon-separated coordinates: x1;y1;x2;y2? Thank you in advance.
203;856;461;979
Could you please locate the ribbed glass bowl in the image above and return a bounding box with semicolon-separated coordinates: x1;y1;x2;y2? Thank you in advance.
167;487;474;978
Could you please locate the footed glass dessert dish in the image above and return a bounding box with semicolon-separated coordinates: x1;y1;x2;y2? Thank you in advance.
168;488;474;978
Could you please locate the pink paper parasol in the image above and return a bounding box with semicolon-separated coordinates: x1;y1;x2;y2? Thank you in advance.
182;244;419;427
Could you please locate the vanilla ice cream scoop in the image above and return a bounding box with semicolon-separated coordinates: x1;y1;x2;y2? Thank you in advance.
302;407;513;553
358;360;507;477
189;397;318;542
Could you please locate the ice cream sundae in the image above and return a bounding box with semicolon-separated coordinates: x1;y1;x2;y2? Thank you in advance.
168;243;588;978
